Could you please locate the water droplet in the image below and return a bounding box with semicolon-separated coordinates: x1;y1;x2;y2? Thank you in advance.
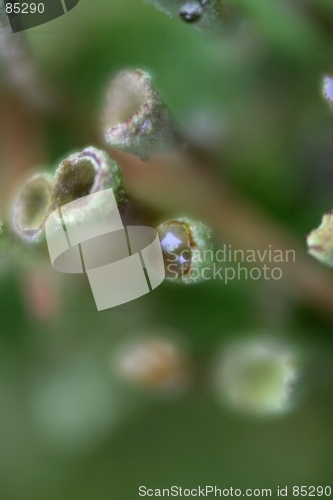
179;2;203;23
158;221;192;278
157;217;213;283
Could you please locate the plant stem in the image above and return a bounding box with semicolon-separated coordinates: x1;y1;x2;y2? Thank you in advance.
108;146;333;322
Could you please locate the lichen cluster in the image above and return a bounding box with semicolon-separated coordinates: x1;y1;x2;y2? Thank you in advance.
103;70;179;160
13;147;125;242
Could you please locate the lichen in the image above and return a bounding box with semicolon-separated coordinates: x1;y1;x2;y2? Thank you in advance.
145;0;230;31
103;70;179;159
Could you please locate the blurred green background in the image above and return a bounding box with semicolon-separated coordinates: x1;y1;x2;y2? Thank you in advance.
1;0;333;498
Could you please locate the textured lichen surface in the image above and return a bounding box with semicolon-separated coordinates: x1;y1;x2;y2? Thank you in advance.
50;146;126;228
104;70;179;159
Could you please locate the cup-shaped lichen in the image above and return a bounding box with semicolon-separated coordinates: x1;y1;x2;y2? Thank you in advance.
213;336;303;418
307;211;333;267
103;70;179;160
146;0;230;31
13;173;53;242
12;147;126;243
157;217;213;283
50;146;126;227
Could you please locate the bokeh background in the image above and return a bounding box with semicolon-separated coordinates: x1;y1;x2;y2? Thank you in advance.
1;0;333;498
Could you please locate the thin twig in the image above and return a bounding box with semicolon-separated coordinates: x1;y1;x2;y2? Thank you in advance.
108;146;333;321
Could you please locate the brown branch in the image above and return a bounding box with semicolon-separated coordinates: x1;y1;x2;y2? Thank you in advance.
108;146;333;321
0;91;47;216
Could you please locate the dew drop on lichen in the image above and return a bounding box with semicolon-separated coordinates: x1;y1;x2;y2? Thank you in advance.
158;221;192;278
157;217;213;284
179;1;203;23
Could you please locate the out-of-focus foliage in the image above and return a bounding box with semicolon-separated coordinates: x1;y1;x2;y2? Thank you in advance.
1;0;333;499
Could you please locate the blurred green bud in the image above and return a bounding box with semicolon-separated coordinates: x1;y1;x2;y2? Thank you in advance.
13;172;53;242
112;328;190;396
146;0;230;31
307;212;333;267
213;336;304;418
323;72;333;108
103;70;179;160
157;217;213;283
